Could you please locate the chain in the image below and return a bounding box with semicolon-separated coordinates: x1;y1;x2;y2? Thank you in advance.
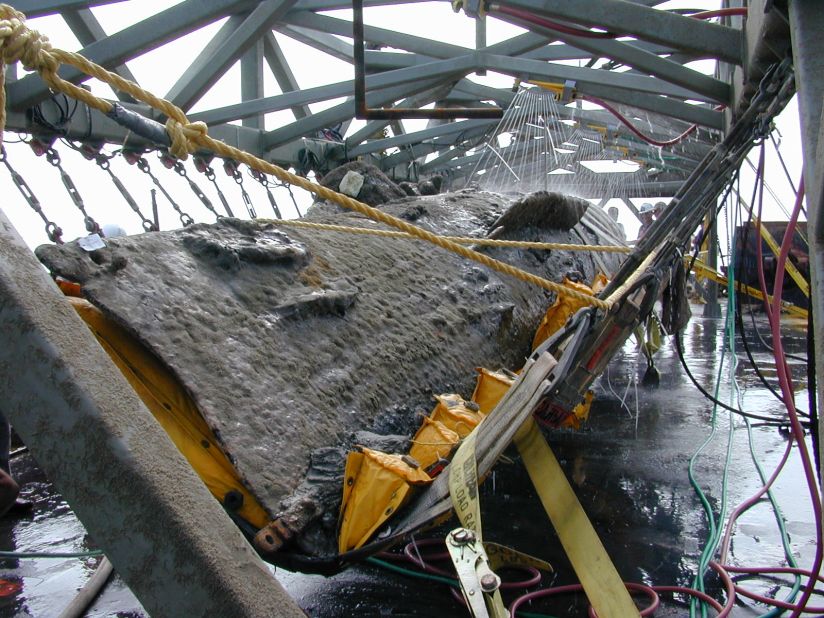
130;154;194;227
223;159;256;219
172;160;221;221
278;180;302;218
0;146;63;243
250;169;282;219
194;154;234;217
44;147;101;235
94;154;157;232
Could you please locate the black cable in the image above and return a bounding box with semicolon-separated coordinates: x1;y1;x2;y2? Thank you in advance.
677;165;810;427
735;281;808;416
809;307;820;483
744;293;808;363
675;333;809;428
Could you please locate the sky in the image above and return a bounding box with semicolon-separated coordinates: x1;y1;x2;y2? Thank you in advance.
0;1;806;252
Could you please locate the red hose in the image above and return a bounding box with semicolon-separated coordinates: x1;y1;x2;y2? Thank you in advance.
718;437;794;563
492;5;616;38
583;95;700;147
768;176;823;618
689;8;748;20
488;4;748;41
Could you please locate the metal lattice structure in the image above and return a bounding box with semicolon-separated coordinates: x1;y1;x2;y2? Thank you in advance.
2;0;770;201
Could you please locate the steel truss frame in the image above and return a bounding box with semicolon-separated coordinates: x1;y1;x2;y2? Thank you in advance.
3;0;766;198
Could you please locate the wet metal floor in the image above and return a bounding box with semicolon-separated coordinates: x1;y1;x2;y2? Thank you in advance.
0;305;815;616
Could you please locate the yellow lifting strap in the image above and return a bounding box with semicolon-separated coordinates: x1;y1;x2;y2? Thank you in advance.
514;419;640;617
735;196;810;298
689;256;808;320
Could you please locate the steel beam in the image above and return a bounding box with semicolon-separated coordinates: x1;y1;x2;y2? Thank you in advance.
15;0;126;18
292;0;428;8
483;55;722;129
492;11;729;104
61;8;138;102
165;0;298;111
275;24;355;63
282;9;470;58
263;32;310;120
347;118;494;156
484;53;714;103
241;40;265;129
344;83;459;146
3;102;265;159
0;211;304;618
191;55;473;126
8;0;259;111
263;77;449;148
789;0;824;486
497;0;742;65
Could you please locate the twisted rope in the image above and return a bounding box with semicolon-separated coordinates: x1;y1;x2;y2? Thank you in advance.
262;219;632;253
0;4;611;309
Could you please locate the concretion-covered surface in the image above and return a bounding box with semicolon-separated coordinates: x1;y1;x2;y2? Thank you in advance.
0;307;813;616
316;161;407;207
35;189;622;555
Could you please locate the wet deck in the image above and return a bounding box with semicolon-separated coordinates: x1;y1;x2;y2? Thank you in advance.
0;304;813;617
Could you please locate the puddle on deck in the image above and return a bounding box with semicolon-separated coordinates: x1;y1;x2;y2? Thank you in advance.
0;305;815;617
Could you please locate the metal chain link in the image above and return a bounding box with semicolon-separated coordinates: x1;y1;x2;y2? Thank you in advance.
194;154;234;217
0;146;63;243
224;159;256;219
250;169;282;219
94;155;157;232
132;154;194;227
276;179;302;218
45;147;102;235
172;160;221;221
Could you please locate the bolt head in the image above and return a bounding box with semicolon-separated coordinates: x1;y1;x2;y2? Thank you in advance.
451;529;475;543
480;573;499;592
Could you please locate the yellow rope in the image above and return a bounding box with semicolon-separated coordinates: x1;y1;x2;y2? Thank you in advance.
261;219;632;253
0;4;611;310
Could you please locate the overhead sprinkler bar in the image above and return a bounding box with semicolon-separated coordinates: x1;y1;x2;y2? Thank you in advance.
352;0;504;120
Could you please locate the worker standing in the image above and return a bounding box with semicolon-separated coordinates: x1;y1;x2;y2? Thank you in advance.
637;202;655;240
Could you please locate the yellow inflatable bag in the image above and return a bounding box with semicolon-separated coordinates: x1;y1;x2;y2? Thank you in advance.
532;274;608;350
338;447;431;552
470;368;515;414
409;416;460;471
429;394;485;437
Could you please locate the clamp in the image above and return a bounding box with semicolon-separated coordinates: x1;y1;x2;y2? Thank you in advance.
451;0;485;18
446;528;507;618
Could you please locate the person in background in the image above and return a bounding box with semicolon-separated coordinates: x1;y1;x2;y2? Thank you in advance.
607;205;626;240
637;202;655;240
653;201;667;220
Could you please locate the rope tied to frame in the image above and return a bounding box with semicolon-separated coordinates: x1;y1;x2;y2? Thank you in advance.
164;118;209;161
0;3;613;310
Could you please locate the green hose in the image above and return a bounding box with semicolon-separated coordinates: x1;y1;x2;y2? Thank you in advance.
0;549;103;559
366;557;560;618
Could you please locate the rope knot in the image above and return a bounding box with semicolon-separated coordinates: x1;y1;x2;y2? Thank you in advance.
165;118;208;161
0;5;58;74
